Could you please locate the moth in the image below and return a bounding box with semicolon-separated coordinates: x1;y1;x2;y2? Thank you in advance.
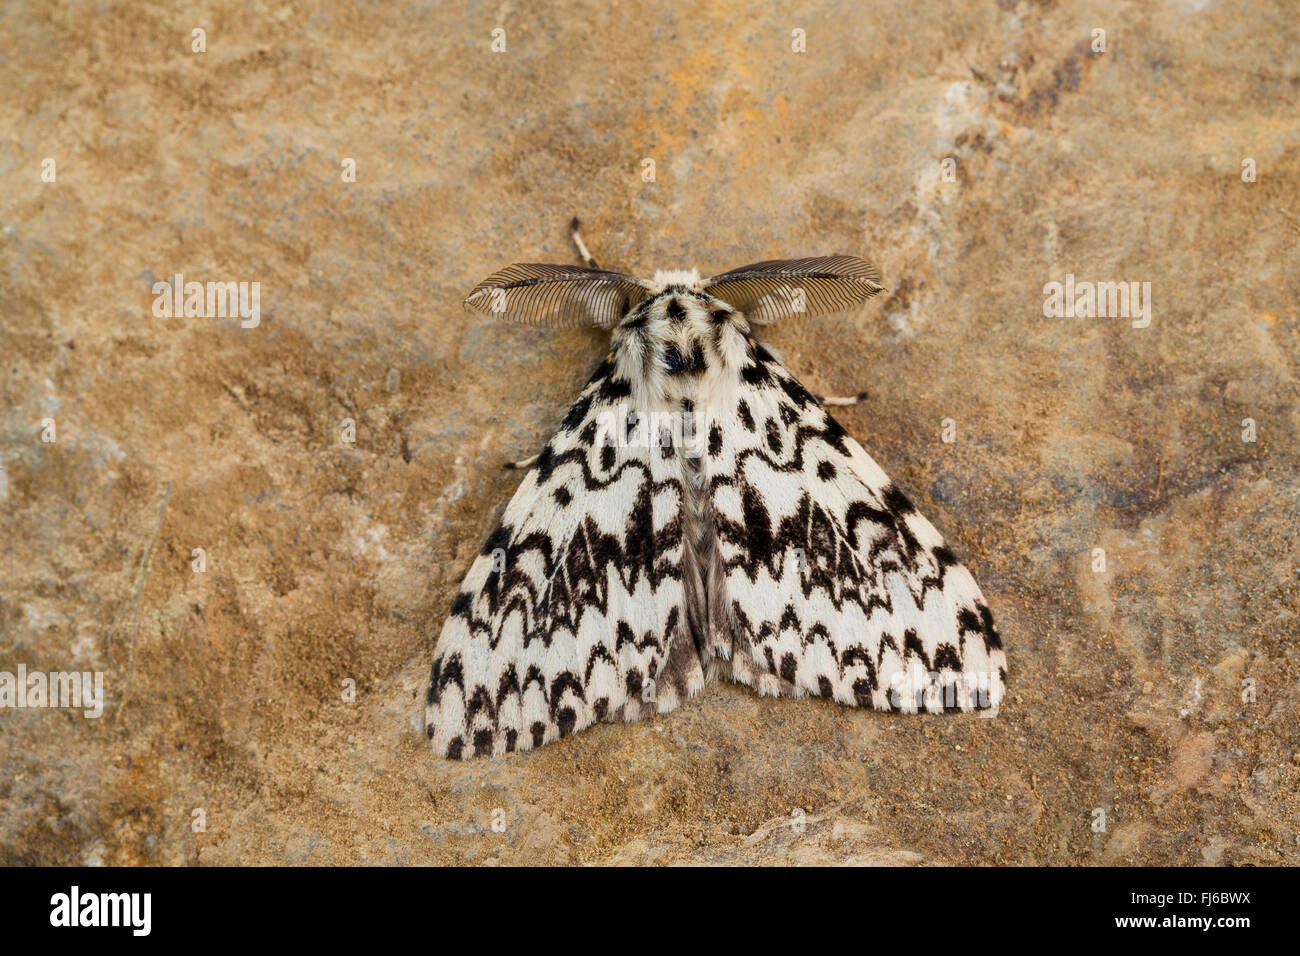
425;221;1005;759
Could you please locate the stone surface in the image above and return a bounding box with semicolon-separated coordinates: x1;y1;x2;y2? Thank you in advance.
1;0;1297;865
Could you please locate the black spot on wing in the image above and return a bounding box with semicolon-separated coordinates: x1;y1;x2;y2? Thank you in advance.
598;376;632;402
535;444;557;482
481;523;513;556
933;643;962;672
765;419;783;454
958;603;1004;654
741;360;774;387
779;374;818;410
902;629;931;670
779;652;798;684
821;414;850;454
881;482;916;516
852;678;874;706
708;423;723;457
741;484;773;561
980;605;1002;650
561;390;594;432
556;707;577;737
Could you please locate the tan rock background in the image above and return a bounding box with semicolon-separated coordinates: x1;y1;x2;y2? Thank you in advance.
1;0;1297;865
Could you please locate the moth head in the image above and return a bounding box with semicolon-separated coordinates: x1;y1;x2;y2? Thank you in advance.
701;255;884;324
647;268;705;295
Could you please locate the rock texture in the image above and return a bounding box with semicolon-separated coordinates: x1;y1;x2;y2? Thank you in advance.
1;0;1297;865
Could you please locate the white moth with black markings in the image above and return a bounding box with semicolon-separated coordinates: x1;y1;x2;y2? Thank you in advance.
425;220;1005;759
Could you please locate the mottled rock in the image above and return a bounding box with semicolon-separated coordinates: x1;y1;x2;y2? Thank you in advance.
1;0;1296;865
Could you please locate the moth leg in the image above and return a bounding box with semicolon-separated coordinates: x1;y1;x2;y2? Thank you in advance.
570;216;598;269
502;453;540;471
817;391;869;407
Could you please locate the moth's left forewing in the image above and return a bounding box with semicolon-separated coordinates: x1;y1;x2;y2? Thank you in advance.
426;355;704;758
705;346;1005;714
